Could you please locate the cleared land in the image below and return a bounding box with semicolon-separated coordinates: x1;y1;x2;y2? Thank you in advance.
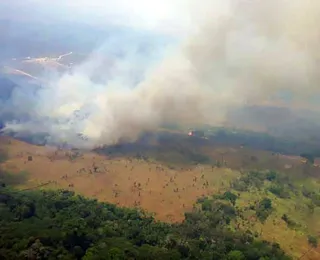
0;137;239;222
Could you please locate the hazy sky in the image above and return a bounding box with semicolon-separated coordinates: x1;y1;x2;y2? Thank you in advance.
1;0;186;32
1;0;231;35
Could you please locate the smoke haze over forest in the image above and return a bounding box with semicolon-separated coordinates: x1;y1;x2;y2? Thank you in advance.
1;0;320;148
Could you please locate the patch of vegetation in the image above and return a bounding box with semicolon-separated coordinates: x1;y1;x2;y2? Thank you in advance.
226;250;245;260
0;150;8;163
268;184;290;199
307;235;318;248
231;170;294;201
256;198;273;223
0;170;29;186
214;191;238;206
0;188;291;260
0;151;28;187
231;170;269;192
301;187;320;207
68;150;83;161
281;214;298;229
199;197;237;226
300;153;315;164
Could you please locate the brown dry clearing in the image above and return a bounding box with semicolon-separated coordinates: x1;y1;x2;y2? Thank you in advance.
0;137;238;222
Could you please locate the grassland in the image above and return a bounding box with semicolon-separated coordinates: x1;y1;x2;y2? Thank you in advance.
224;171;320;259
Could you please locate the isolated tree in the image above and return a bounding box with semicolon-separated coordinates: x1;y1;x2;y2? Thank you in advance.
260;198;272;209
225;191;238;204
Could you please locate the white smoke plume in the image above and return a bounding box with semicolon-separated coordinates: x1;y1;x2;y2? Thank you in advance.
2;0;320;148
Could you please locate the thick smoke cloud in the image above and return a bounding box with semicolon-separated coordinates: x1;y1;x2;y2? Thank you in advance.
2;0;320;148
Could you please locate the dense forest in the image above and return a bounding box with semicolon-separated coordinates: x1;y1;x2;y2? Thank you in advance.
0;186;291;260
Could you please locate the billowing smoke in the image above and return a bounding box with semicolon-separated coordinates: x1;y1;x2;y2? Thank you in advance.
2;0;320;148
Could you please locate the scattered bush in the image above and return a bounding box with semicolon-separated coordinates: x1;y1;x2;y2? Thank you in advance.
307;235;318;248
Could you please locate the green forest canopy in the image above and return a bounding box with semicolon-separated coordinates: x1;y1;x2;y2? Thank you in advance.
0;187;291;260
